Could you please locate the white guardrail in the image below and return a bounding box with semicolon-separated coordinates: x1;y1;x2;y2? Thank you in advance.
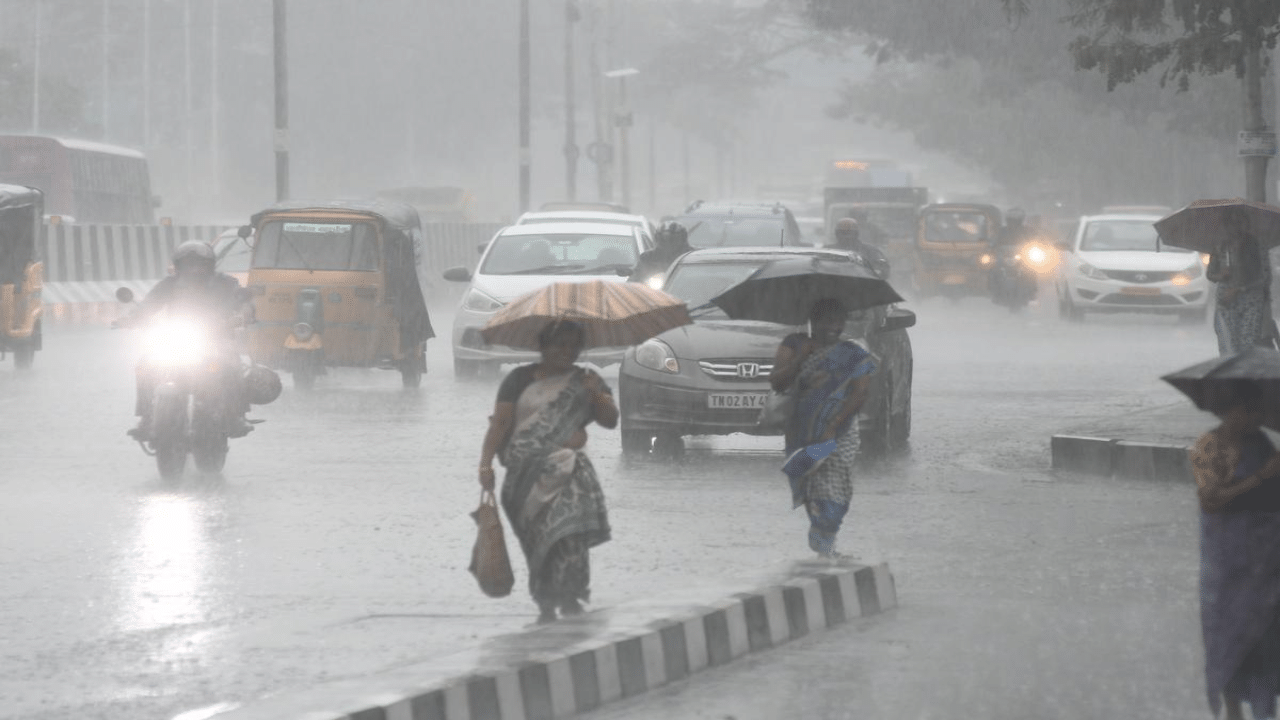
39;221;503;325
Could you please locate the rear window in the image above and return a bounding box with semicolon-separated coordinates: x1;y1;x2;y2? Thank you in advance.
678;216;786;248
1080;220;1188;253
480;232;638;275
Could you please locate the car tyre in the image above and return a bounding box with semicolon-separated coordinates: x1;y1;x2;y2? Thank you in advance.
453;357;480;379
1179;307;1209;325
652;433;685;460
859;383;893;459
890;367;912;451
1059;292;1084;322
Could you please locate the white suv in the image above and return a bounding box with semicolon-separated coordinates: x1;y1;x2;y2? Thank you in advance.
1055;213;1210;323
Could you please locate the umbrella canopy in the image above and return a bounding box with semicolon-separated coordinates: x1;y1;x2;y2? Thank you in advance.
480;280;692;350
709;256;904;326
1154;198;1280;253
1162;347;1280;432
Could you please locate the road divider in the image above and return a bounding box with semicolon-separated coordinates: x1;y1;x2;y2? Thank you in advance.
189;560;896;720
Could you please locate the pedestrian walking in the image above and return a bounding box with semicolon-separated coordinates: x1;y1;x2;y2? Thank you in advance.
768;298;876;558
1191;380;1280;719
1208;208;1276;355
475;319;616;623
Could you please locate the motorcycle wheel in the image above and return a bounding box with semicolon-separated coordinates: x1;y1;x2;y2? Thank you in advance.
152;397;188;481
192;435;228;473
13;346;34;370
400;362;423;389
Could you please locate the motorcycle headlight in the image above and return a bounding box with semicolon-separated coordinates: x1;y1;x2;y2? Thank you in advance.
979;253;994;267
1076;261;1109;280
645;275;664;290
462;287;504;313
144;318;209;367
1021;242;1056;274
634;339;679;374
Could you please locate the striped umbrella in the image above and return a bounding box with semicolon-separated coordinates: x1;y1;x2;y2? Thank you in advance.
480;280;692;350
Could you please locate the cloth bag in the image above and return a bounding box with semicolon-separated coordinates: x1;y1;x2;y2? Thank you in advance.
756;387;796;431
468;490;515;598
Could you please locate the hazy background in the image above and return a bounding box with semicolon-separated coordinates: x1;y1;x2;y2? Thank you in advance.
0;0;1267;224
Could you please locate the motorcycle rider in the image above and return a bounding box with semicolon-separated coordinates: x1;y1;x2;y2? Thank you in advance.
994;207;1035;249
831;217;891;281
114;240;255;440
629;221;693;286
989;207;1038;304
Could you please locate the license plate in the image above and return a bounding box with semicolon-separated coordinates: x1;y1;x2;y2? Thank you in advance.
707;392;769;409
942;274;966;285
1120;286;1161;296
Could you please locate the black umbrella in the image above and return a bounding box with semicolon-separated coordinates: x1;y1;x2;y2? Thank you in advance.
1162;347;1280;432
710;255;904;325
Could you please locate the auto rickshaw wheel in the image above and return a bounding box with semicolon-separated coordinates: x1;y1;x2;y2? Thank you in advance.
293;367;316;391
193;436;228;474
400;363;423;388
13;345;34;370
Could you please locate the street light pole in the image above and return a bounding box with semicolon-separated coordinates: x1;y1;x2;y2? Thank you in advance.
273;0;290;201
1241;40;1271;203
101;0;110;138
519;0;531;213
32;0;42;133
605;68;638;210
563;0;579;201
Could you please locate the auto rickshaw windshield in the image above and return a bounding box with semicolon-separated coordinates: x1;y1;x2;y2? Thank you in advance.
252;220;379;271
924;211;990;243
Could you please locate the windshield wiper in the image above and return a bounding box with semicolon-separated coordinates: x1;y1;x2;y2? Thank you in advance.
508;264;586;275
578;263;635;274
688;302;722;318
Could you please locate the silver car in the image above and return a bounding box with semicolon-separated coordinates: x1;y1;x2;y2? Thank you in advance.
442;221;652;377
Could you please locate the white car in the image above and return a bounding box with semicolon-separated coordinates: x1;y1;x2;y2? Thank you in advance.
1055;213;1210;322
442;221;652;377
515;209;656;244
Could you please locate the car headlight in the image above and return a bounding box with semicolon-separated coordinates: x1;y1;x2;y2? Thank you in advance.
645;275;664;290
634;339;679;373
1076;261;1109;280
1171;274;1192;286
462;287;504;313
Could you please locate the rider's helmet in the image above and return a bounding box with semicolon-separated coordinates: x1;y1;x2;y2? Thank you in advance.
833;217;860;247
658;222;688;249
171;240;216;277
1005;207;1026;228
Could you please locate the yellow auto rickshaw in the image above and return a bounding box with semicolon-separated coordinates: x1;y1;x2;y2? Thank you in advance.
0;185;44;369
912;203;1002;299
242;200;435;389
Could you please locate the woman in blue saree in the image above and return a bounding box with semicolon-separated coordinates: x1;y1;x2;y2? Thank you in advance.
1193;381;1280;719
769;299;876;557
477;320;617;623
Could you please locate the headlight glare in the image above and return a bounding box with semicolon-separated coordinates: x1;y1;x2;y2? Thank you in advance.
144;318;209;367
634;339;679;374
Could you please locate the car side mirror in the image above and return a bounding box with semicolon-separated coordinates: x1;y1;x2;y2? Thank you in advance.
237;225;253;239
880;308;916;332
477;242;490;254
615;266;634;277
443;266;472;282
115;287;135;304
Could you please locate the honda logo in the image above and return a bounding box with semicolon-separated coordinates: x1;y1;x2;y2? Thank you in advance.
737;362;760;379
1134;273;1148;282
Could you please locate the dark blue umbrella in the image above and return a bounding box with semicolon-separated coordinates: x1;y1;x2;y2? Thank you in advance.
709;255;904;325
1162;347;1280;432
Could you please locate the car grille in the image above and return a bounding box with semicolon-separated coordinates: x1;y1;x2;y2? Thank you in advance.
1103;270;1178;284
1098;293;1182;306
698;359;775;382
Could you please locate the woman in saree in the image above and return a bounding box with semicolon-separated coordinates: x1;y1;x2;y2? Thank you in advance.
1193;380;1280;719
1208;208;1275;356
477;320;617;623
769;298;876;558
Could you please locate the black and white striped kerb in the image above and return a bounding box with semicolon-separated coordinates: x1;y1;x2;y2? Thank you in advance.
204;562;895;720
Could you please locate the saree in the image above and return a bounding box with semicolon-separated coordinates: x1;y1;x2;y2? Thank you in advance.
783;339;876;555
1213;240;1276;356
1200;430;1280;718
498;368;611;607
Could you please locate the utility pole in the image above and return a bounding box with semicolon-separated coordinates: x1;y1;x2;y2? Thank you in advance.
518;0;531;213
273;0;290;201
1240;36;1273;203
606;68;638;210
563;0;579;201
210;0;221;208
183;0;193;210
32;0;42;133
142;0;150;146
101;0;110;138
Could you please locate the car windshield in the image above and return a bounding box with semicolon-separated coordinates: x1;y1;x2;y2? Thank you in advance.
520;215;642;229
662;261;766;317
480;232;638;275
1080;220;1188;252
680;216;785;248
922;211;990;244
253;221;380;271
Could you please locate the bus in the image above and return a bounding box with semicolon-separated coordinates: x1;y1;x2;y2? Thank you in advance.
0;135;156;224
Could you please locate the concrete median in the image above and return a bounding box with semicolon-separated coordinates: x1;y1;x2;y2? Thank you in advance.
191;561;896;720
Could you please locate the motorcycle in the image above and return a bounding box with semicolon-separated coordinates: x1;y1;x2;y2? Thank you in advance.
985;240;1056;311
115;287;279;480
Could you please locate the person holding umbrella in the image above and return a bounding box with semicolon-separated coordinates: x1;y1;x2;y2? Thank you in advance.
473;280;691;622
1207;208;1276;355
769;298;877;558
1165;351;1280;719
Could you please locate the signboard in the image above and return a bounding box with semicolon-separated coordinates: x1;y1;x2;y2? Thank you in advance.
1238;130;1278;157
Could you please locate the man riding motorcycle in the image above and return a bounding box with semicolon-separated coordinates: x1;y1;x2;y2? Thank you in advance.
114;240;254;440
988;207;1040;307
830;217;891;281
630;221;693;287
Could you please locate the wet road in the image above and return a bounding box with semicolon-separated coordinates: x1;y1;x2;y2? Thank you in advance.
0;297;1218;719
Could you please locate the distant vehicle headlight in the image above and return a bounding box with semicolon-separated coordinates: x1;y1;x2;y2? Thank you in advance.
634;338;679;374
979;253;994;267
1076;261;1109;280
645;275;664;290
462;287;504;313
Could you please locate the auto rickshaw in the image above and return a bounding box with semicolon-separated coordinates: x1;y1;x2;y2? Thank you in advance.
242;200;435;389
0;185;44;369
911;203;1002;299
